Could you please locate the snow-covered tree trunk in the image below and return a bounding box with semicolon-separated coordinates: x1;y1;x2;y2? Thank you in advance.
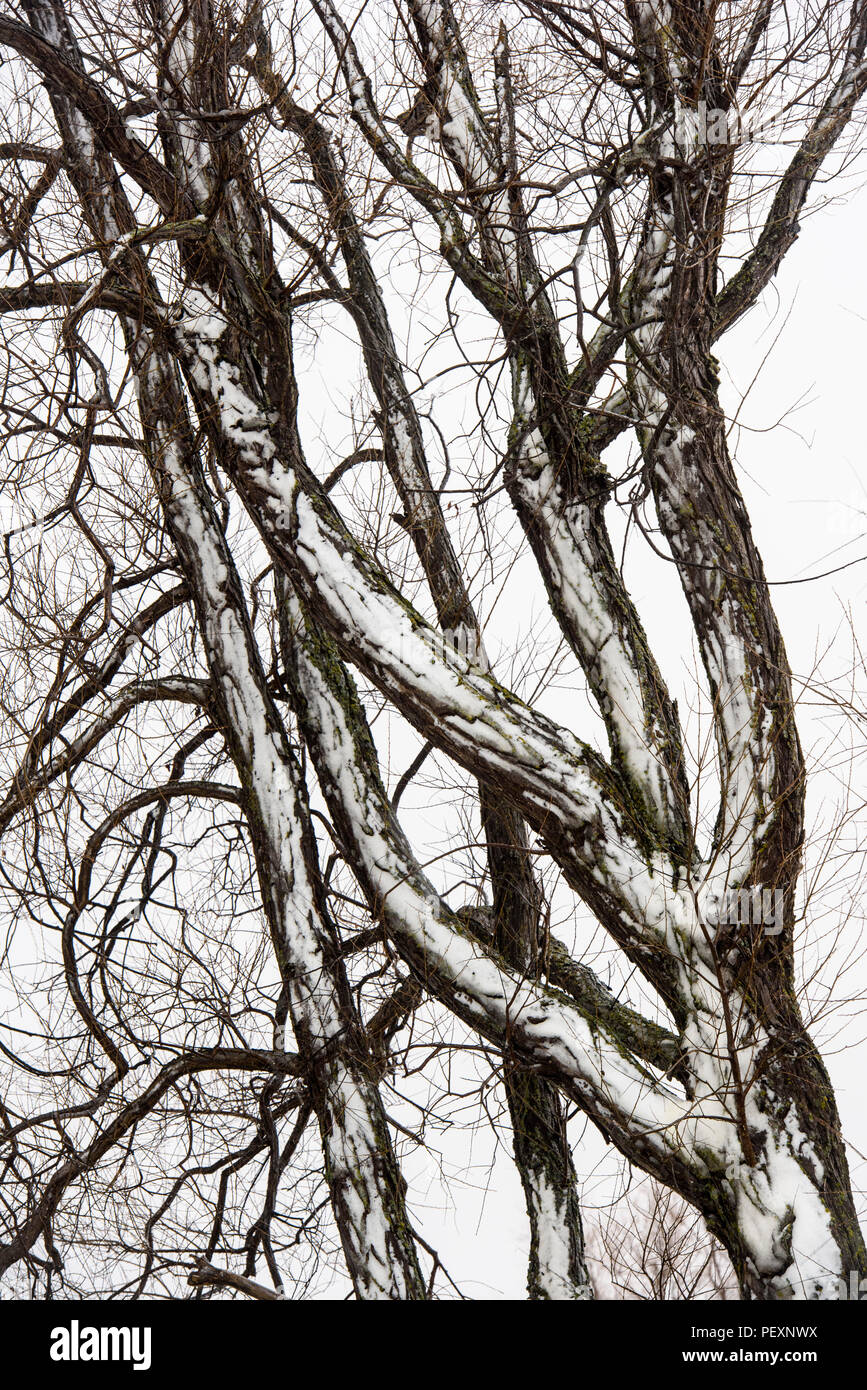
257;46;590;1297
18;0;425;1299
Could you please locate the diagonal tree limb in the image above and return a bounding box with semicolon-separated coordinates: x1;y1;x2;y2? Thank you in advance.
715;0;867;336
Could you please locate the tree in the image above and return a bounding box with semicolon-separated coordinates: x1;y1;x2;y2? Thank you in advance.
587;1176;738;1300
0;0;865;1301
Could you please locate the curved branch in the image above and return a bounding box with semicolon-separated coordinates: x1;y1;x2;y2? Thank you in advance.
1;10;183;216
0;677;211;837
715;0;867;336
0;1047;303;1279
